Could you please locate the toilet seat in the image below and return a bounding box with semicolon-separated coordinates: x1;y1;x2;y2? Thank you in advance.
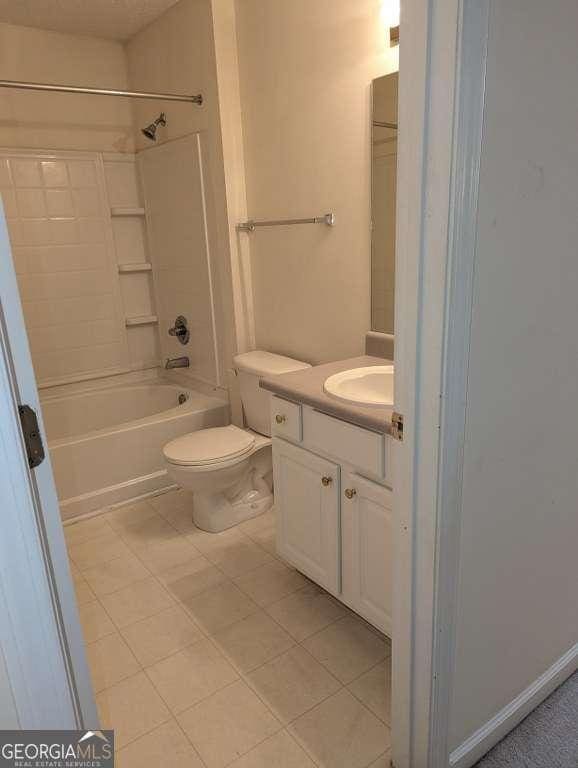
163;425;256;467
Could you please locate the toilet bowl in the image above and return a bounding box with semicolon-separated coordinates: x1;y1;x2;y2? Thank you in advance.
163;425;273;532
162;350;311;533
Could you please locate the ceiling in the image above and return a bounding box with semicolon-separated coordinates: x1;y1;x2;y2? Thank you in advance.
0;0;181;42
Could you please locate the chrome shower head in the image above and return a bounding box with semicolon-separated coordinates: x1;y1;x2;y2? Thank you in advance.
141;112;166;141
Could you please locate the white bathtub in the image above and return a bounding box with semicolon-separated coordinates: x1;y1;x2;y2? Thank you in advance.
41;377;229;520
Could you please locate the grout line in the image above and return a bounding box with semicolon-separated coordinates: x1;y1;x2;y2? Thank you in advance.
75;503;390;766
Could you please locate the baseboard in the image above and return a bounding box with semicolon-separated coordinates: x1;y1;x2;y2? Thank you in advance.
59;470;174;521
450;642;578;768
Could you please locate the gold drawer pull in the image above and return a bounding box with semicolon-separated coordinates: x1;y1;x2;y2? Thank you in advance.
344;488;357;499
275;414;287;424
321;476;333;486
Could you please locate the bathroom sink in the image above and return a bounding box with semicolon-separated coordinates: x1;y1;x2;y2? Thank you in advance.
323;365;394;408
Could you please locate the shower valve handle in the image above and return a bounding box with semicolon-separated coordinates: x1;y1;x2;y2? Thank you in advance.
168;316;190;345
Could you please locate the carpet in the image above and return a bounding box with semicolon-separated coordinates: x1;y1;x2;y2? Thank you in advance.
476;671;578;767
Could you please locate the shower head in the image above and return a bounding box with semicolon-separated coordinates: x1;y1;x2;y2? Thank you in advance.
141;112;166;141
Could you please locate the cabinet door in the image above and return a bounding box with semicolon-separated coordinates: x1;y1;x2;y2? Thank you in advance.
273;438;340;594
341;471;392;634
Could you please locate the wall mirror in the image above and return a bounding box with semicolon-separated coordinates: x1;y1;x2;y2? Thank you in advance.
371;71;398;334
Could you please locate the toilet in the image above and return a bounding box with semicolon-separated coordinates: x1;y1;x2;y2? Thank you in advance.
162;351;311;533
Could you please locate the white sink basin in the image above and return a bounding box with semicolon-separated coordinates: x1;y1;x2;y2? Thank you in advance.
323;365;394;408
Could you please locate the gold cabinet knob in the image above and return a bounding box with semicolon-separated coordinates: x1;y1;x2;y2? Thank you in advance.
321;476;333;486
275;414;287;424
344;488;357;499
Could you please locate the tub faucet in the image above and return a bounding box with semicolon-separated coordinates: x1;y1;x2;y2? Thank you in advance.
165;356;190;370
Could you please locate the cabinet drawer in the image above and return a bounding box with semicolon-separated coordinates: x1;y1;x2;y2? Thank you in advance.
302;408;385;478
270;396;302;442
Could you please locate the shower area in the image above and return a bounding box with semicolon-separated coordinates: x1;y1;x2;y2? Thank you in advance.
0;6;236;520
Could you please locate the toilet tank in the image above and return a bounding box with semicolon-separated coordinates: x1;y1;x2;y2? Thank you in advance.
233;351;311;437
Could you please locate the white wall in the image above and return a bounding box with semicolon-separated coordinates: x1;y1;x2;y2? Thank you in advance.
449;0;578;755
234;0;398;364
0;23;162;386
0;23;134;153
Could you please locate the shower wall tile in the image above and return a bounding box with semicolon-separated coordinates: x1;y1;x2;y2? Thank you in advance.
0;150;129;386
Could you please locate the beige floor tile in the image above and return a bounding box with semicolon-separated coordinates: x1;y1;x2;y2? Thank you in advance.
266;584;347;642
228;730;316;768
247;646;341;724
205;539;275;578
212;610;295;672
72;573;96;607
96;671;170;749
82;554;150;597
158;555;228;602
183;582;260;634
68;532;133;571
138;536;201;575
121;605;203;666
178;680;281;768
302;615;388;683
106;500;158;531
118;515;179;551
64;516;114;547
157;505;198;534
86;633;140;693
116;720;204;768
234;561;308;606
238;508;276;538
348;660;391;724
146;638;238;713
249;526;278;556
79;600;115;643
185;525;247;554
100;577;173;629
289;688;390;768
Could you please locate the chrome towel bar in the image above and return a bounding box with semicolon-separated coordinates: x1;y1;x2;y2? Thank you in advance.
237;212;335;232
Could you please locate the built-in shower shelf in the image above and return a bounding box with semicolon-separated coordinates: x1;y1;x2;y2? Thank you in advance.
125;315;159;327
118;263;153;274
111;206;146;217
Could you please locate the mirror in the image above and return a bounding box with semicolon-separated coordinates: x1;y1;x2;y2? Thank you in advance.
371;72;398;334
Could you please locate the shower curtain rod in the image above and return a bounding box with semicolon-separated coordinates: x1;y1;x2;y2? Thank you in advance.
0;79;203;105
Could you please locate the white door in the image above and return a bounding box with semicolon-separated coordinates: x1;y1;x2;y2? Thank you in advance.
273;438;341;594
0;205;97;728
341;472;393;635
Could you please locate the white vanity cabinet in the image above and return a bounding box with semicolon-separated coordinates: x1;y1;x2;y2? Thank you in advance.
273;439;341;594
271;394;392;635
341;472;393;633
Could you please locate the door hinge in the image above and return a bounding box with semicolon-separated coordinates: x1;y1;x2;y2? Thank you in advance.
391;411;404;442
18;405;45;469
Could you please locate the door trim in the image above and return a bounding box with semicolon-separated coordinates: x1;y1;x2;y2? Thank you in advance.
428;1;490;765
392;0;489;765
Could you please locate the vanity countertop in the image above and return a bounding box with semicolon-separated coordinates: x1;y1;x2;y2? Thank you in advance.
260;355;393;434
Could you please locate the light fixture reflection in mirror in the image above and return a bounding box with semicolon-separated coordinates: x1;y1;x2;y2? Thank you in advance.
380;0;400;28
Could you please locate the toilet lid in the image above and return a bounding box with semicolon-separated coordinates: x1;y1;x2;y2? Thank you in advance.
163;425;256;466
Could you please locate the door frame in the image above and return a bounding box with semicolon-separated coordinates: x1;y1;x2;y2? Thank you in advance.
392;0;490;766
0;208;98;728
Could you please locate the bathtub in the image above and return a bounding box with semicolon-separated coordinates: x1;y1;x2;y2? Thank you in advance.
40;377;229;520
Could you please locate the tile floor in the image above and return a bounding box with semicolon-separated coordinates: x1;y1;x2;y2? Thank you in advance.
66;489;392;768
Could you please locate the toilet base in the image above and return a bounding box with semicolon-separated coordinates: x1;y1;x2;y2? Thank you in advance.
192;485;273;533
